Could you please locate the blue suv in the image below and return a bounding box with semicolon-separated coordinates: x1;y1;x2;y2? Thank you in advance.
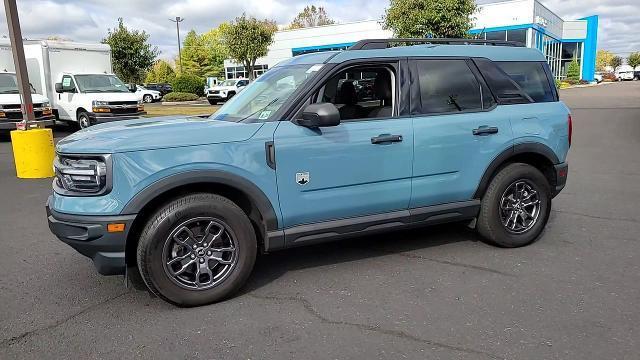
47;39;571;306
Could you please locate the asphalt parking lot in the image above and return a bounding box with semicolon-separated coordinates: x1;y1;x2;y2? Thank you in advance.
1;82;639;359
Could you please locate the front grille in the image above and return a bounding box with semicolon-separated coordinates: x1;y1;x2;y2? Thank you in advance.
4;110;45;120
209;90;219;95
108;101;137;106
110;107;138;115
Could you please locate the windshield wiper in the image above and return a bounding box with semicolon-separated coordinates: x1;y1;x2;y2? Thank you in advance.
236;97;280;123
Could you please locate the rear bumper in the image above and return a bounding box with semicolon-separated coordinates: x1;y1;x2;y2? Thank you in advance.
46;197;135;275
0;115;55;130
553;162;568;197
87;111;147;125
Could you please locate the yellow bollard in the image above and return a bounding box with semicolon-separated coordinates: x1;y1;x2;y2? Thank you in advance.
10;128;55;178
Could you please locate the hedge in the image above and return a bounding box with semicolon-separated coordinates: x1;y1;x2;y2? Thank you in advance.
162;92;199;102
171;74;205;96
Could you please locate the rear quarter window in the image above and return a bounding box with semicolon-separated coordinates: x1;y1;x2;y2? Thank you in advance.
496;62;556;103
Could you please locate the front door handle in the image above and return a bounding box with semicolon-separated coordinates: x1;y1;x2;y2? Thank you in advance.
472;126;499;136
371;134;403;144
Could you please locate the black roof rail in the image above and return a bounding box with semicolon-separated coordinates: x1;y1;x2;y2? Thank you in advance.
348;38;525;50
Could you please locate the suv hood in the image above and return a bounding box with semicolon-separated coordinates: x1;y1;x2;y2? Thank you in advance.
212;85;236;91
90;92;139;102
56;116;264;154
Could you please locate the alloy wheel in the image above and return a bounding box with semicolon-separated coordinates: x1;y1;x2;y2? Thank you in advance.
499;180;541;234
162;217;238;290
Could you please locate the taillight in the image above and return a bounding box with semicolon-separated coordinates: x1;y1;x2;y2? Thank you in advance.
568;114;572;146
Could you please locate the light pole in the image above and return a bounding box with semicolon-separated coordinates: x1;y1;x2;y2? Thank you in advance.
169;16;184;72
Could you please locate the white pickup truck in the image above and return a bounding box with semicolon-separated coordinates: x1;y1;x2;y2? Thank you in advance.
24;40;145;129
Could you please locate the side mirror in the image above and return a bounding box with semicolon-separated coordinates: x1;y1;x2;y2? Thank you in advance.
297;103;341;128
128;83;137;92
55;82;63;93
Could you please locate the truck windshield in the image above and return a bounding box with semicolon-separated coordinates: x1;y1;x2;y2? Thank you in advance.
0;73;35;94
74;74;130;93
210;64;322;123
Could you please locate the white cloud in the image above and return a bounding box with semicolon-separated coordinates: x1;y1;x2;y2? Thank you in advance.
0;0;636;60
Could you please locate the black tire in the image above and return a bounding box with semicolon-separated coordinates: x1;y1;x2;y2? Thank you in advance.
77;111;91;129
477;163;551;248
136;193;257;307
208;99;217;105
143;94;153;103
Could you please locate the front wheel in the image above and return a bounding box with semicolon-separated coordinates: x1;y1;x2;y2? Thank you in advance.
477;163;551;248
207;99;217;105
136;193;257;307
143;94;153;103
77;112;91;129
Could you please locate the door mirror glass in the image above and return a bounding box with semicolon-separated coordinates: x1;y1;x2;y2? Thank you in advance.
55;82;63;93
297;103;341;128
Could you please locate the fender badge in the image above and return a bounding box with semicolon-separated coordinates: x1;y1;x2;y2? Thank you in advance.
296;172;310;185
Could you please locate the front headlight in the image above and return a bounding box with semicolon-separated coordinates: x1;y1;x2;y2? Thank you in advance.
93;100;109;107
53;154;111;195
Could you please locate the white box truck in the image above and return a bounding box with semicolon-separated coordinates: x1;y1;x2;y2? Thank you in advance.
24;40;145;129
0;39;54;131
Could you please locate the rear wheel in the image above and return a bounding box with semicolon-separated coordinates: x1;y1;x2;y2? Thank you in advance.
477;163;551;248
136;193;257;307
143;94;153;103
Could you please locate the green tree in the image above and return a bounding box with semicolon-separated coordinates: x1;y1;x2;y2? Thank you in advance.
288;5;335;29
566;58;580;81
596;50;614;71
200;26;228;78
610;56;623;70
383;0;477;38
627;52;640;69
102;18;159;83
221;14;277;80
145;60;176;84
179;26;228;79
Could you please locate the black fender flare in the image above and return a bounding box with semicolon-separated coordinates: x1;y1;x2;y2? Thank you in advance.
121;170;279;231
473;142;560;199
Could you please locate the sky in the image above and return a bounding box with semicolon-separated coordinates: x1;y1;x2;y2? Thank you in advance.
0;0;637;61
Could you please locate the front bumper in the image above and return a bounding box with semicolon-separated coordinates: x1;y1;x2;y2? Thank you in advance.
0;115;55;130
87;111;147;125
553;162;568;197
207;93;227;100
46;197;136;275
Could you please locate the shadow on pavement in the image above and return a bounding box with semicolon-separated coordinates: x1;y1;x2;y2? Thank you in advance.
241;223;478;295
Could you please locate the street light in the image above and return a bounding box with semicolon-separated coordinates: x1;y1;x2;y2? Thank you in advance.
169;16;184;72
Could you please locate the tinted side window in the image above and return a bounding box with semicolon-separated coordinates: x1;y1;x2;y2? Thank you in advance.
416;60;483;114
496;62;555;102
473;58;531;105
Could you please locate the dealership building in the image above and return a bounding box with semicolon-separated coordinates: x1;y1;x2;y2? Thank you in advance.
224;0;598;81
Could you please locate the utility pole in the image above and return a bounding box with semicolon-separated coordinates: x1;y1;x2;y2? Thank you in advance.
4;0;34;129
169;16;184;73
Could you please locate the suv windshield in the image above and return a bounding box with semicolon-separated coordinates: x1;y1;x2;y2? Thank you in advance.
0;73;35;94
210;64;322;123
219;80;237;87
75;74;130;93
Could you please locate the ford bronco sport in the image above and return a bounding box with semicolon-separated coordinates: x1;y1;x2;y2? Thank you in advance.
47;39;570;307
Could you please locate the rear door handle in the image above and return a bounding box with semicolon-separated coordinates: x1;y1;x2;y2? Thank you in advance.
472;126;499;136
371;134;403;144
